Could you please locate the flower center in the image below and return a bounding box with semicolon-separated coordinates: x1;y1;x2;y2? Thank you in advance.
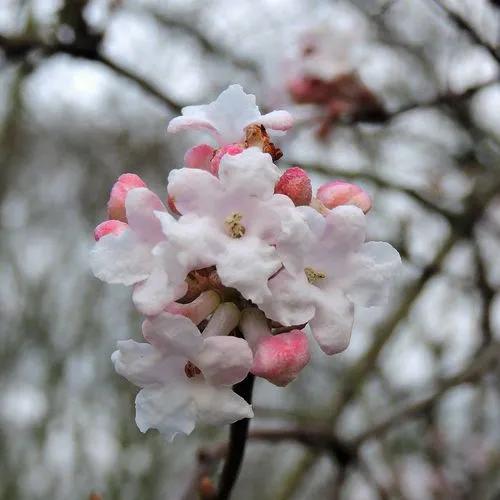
184;361;202;379
225;212;246;238
304;266;326;285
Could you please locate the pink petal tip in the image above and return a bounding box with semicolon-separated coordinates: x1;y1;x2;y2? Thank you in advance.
107;173;147;222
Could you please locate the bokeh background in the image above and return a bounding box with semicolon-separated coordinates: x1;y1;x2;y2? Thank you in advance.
1;0;500;499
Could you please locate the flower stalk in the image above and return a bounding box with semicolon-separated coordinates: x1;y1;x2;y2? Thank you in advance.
216;373;255;500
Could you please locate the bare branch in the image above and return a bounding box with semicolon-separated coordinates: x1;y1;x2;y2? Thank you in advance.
0;34;183;113
428;0;500;65
352;341;500;445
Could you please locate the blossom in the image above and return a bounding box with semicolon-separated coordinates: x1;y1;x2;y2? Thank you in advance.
90;186;188;315
167;84;293;146
159;147;295;303
112;309;253;441
260;205;401;354
92;84;402;442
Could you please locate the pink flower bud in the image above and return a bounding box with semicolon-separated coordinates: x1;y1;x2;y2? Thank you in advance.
209;144;244;176
107;173;147;222
94;220;128;241
184;144;215;170
164;290;220;325
274;167;312;206
251;330;310;387
316;180;372;213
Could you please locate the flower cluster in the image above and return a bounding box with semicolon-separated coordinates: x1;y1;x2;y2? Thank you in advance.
286;20;384;137
91;85;401;441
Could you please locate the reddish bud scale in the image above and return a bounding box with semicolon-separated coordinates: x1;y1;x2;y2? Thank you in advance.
274;167;312;206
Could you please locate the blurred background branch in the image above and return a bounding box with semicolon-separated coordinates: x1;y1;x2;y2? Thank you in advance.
1;0;500;499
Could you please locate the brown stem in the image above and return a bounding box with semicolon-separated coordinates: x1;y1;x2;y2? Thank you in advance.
216;373;255;500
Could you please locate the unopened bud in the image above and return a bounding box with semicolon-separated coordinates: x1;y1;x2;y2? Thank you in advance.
184;144;214;170
251;330;310;387
316;180;371;213
94;220;127;241
209;144;244;176
274;167;312;206
107;173;147;222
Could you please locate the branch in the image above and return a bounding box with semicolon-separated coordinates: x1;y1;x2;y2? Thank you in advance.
329;179;500;421
473;239;495;346
0;34;182;113
293;160;458;220
216;374;255;500
352;341;500;445
428;0;500;65
329;230;457;421
139;7;259;74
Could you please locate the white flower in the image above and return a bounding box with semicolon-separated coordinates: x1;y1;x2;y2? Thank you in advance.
260;205;401;354
90;187;188;315
159;148;292;303
167;84;293;145
112;310;253;441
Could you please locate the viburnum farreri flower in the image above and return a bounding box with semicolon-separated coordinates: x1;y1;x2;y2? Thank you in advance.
91;84;401;441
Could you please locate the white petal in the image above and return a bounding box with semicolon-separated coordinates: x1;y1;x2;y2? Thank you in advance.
218;148;280;200
276;202;315;274
125;188;166;244
198;84;261;144
297;205;326;238
309;288;354;355
251;109;293;131
142;312;203;359
322;205;366;252
135;382;196;441
167;168;222;215
90;228;154;286
132;260;187;316
191;382;254;425
167;85;261;145
216;237;281;304
167;115;220;140
111;340;174;387
343;241;402;306
259;270;316;326
155;212;222;268
194;336;253;386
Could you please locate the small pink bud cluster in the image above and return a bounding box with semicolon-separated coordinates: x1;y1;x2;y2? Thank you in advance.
274;167;371;214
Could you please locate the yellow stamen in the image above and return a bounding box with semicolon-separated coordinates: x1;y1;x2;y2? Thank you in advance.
225;212;246;238
304;267;326;284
